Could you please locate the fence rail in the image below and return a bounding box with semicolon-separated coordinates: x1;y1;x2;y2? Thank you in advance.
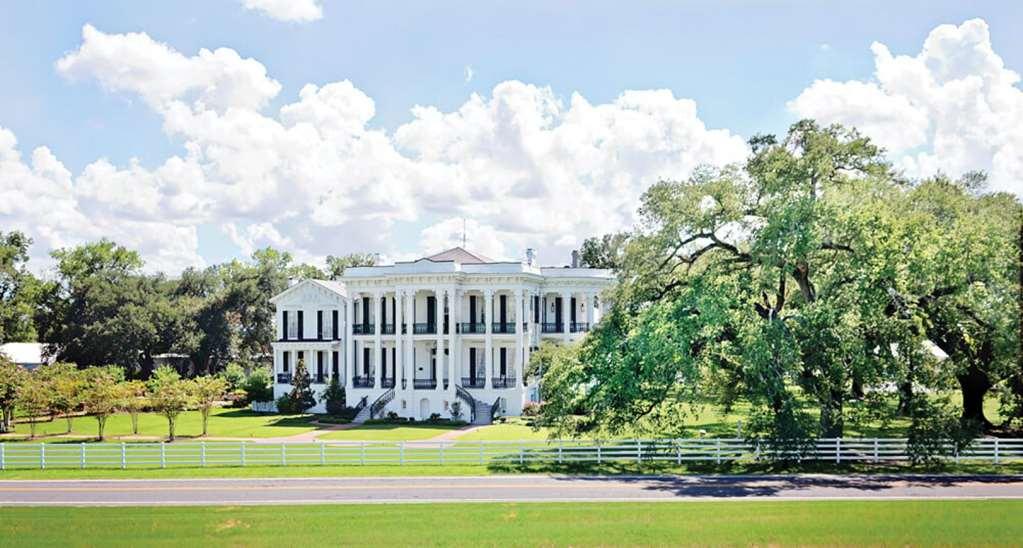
0;438;1020;470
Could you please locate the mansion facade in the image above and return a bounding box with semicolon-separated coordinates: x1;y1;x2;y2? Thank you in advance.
270;247;613;423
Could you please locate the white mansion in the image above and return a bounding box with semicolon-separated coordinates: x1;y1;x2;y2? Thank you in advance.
269;247;613;423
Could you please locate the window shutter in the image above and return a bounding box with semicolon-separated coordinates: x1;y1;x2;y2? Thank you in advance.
297;311;304;341
283;351;290;372
317;310;323;340
332;310;339;339
282;311;289;340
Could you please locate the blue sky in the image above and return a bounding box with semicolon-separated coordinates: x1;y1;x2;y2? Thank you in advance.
1;1;1021;273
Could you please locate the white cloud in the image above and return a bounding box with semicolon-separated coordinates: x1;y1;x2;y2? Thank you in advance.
240;0;323;22
789;18;1022;194
6;24;749;274
420;218;510;260
464;65;474;83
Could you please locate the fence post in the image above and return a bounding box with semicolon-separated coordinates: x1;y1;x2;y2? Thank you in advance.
836;439;841;464
320;442;326;466
40;443;46;470
636;439;642;463
597;442;602;465
715;439;721;465
240;442;246;467
873;439;879;463
400;441;405;465
360;441;366;465
80;443;86;469
558;441;563;464
954;445;960;465
994;438;1000;465
281;443;287;466
0;443;5;470
754;440;761;461
676;440;682;466
200;442;207;467
160;442;166;469
121;442;127;469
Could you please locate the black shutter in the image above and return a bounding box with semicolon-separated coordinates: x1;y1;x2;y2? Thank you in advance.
533;296;539;323
469;296;477;324
332;310;339;339
391;298;396;328
469;348;477;379
317;310;323;340
363;347;370;376
499;295;507;324
362;297;370;326
500;347;507;376
317;351;324;378
554;298;562;326
571;297;577;323
282;311;289;340
297;311;304;341
283;352;290;372
381;348;387;378
427;296;436;326
332;351;339;377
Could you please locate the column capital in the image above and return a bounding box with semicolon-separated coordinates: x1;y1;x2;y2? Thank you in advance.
483;288;494;298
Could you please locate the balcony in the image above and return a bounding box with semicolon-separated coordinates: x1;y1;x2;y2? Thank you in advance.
413;378;437;389
491;322;516;334
276;373;292;384
413;323;436;335
352;323;374;335
381;377;396;388
492;377;518;389
461;377;485;388
352;376;373;388
541;323;563;333
571;322;590;333
382;323;396;335
459;322;485;334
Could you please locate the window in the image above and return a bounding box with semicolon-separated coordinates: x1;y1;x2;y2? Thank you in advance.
282;351;290;373
321;310;333;340
286;311;299;340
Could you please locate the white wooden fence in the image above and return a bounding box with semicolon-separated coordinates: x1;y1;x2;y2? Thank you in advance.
0;438;1020;470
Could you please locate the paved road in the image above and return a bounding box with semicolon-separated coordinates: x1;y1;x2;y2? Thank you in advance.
1;474;1021;505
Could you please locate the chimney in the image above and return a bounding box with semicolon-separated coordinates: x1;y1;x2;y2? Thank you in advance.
525;248;535;266
571;249;580;268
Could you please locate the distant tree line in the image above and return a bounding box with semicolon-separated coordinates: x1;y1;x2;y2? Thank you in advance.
0;233;375;378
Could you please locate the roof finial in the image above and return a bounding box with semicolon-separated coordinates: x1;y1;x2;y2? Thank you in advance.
461;218;467;248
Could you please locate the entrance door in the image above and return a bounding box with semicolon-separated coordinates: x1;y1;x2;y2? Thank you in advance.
419;398;430;420
469;348;477;381
554;297;563;328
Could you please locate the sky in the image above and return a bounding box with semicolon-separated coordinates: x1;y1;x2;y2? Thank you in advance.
1;1;1021;275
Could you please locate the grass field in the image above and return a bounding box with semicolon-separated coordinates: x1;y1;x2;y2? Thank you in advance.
0;500;1020;546
1;408;317;441
318;423;464;441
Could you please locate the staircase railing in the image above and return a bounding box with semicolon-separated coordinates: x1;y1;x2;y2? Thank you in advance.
370;388;395;419
352;395;368;416
490;397;503;420
455;385;477;423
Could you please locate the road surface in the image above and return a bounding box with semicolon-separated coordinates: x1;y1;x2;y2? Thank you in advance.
0;474;1020;505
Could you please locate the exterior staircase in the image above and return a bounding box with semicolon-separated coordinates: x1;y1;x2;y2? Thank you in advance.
369;388;395;420
456;385;493;425
351;396;371;424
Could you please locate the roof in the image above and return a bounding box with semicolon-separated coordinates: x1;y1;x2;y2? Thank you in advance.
0;342;50;365
269;278;348;303
423;247;494;264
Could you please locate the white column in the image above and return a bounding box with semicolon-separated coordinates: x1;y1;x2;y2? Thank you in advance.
447;287;457;395
405;289;415;388
561;290;572;342
484;289;493;389
345;294;355;392
586;291;595;329
514;288;524;385
396;289;405;390
435;288;445;393
373;291;382;388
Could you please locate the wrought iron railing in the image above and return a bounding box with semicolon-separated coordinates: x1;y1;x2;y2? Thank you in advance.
541;323;562;333
381;324;395;335
352;323;374;335
352;376;373;388
459;322;485;334
276;373;292;384
491;377;517;389
571;322;590;332
491;322;516;334
461;376;485;388
413;323;436;335
413;378;437;389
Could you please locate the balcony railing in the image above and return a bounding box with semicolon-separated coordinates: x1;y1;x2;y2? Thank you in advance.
352;323;374;335
413;323;436;335
571;322;590;333
541;323;563;333
459;322;485;334
276;373;292;384
413;378;437;389
491;377;518;389
382;323;395;335
352;376;373;388
491;322;516;334
381;377;395;388
461;377;485;388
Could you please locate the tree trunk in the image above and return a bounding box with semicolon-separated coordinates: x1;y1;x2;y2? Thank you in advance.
65;414;73;434
897;381;914;415
819;389;845;438
957;364;993;430
167;416;176;441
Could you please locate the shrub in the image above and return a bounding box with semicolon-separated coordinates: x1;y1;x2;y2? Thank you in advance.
429;412;442;422
286;359;316;413
275;393;296;415
386;411;399;420
449;401;463;421
522;401;541;417
218;362;247;392
242;368;273;404
321;376;347;416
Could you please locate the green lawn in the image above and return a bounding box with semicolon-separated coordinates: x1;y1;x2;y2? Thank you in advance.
1;501;1020;546
318;423;465;441
1;408;318;441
